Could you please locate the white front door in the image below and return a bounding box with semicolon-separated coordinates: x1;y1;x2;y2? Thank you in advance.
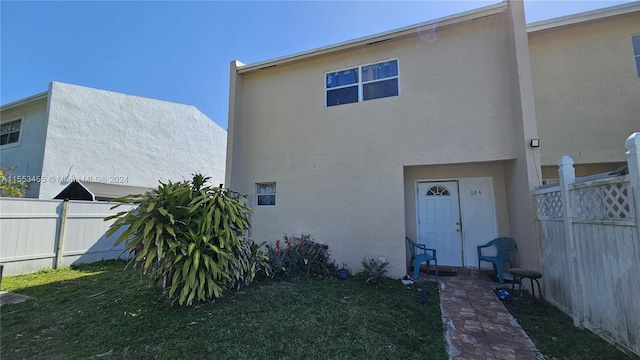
417;181;463;267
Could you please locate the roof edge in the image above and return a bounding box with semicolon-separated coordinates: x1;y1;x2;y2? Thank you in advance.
77;181;97;201
49;81;204;112
1;91;49;112
237;1;507;74
527;1;640;33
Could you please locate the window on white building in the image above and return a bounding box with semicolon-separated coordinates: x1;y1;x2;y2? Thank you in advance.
0;119;22;146
325;59;399;107
633;34;640;78
256;182;276;206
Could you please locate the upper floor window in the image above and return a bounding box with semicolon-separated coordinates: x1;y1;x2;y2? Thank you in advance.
632;34;640;78
325;59;399;107
0;119;22;146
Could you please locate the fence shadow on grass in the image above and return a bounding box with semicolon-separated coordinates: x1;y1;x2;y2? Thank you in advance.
498;291;632;360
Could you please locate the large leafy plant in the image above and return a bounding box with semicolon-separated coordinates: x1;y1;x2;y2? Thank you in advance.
105;174;268;305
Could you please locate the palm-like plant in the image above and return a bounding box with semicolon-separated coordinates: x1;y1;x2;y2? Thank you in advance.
361;258;389;283
105;174;268;305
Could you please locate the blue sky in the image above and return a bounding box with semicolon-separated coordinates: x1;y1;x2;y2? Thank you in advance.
1;1;633;129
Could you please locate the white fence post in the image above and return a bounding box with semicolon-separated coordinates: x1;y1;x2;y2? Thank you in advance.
625;132;640;227
1;199;134;276
535;138;640;356
54;199;69;269
558;155;583;327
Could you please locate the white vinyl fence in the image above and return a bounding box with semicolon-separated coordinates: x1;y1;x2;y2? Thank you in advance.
0;198;134;276
534;133;640;357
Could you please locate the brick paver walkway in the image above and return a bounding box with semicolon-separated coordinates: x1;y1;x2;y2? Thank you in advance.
419;270;544;360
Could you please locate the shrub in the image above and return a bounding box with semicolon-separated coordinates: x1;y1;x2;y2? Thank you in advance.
360;258;389;283
266;234;337;279
105;174;268;305
230;240;272;288
0;167;28;197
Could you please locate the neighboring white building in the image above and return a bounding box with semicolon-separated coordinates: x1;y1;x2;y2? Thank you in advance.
1;81;226;199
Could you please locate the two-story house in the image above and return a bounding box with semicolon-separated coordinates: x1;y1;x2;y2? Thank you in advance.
225;1;540;277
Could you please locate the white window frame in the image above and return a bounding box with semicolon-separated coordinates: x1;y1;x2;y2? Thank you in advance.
324;66;359;106
325;58;400;107
632;34;640;78
0;117;23;149
256;182;276;207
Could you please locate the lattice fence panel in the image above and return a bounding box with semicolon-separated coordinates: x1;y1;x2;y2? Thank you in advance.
573;182;634;221
536;191;563;219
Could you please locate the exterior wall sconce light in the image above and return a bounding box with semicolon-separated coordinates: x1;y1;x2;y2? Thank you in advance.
530;139;540;148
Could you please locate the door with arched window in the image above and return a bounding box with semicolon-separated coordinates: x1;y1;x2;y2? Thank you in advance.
417;181;463;266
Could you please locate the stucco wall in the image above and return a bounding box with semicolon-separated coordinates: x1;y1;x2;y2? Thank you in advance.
529;11;640;168
234;14;519;177
228;9;534;277
501;0;542;273
0;98;49;198
541;162;628;181
38;82;226;199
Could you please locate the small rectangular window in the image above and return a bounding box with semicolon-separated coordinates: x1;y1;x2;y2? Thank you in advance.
257;182;276;206
632;34;640;78
325;59;399;107
326;68;359;107
0;119;22;146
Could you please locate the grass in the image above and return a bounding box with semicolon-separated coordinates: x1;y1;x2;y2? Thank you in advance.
499;288;632;360
0;260;447;360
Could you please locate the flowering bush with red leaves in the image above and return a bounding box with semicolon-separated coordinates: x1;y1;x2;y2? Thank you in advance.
265;234;337;279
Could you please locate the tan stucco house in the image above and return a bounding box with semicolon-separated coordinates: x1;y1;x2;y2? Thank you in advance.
226;1;541;277
528;2;640;181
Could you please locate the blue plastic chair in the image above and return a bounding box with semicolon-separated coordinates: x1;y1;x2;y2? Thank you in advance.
477;237;517;283
406;237;438;281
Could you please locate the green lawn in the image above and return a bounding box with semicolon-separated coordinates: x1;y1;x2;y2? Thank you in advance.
503;290;632;360
1;260;447;360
